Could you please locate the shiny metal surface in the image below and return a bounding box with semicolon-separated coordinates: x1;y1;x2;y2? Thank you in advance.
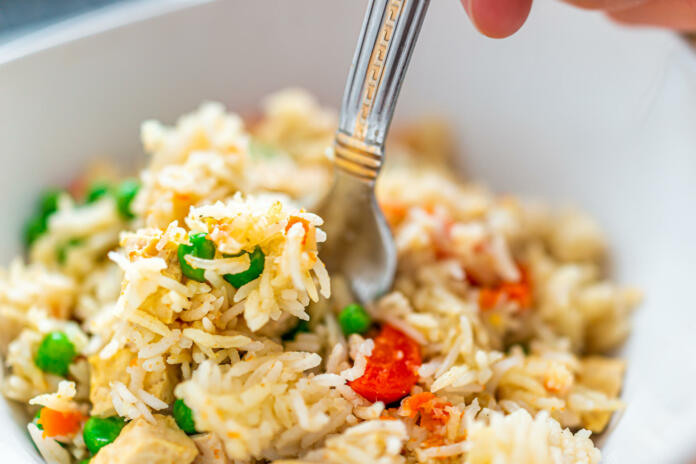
320;0;429;303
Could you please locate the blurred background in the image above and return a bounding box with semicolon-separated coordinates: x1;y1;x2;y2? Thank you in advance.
0;0;126;41
4;0;696;47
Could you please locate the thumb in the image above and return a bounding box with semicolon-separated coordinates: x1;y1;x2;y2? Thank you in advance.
461;0;534;38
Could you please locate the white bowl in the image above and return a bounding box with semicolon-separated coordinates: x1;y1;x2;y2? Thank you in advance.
1;1;695;462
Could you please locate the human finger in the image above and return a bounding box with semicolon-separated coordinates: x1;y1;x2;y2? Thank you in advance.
461;0;534;38
607;0;696;30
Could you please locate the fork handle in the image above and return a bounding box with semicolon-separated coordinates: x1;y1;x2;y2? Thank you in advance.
334;0;430;182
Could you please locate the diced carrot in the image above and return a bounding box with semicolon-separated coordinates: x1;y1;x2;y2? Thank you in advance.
542;364;573;395
173;192;194;205
242;111;264;131
379;202;409;226
285;216;316;249
400;392;451;433
38;408;85;438
478;265;532;312
478;287;501;310
67;176;87;200
400;392;437;418
420;403;451;432
349;325;422;404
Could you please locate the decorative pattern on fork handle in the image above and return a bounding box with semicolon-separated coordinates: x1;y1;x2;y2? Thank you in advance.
334;0;430;183
354;0;405;141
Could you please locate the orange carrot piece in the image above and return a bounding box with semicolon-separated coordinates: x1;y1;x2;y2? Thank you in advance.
399;392;452;433
478;265;532;311
38;408;85;438
400;392;437;418
349;325;422;404
285;216;316;249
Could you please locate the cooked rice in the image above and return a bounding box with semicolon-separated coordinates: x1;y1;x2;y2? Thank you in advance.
0;89;639;463
28;423;72;464
29;380;81;413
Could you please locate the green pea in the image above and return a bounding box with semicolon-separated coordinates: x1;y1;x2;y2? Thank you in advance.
83;416;126;454
223;246;265;288
173;399;196;435
79;459;91;464
23;215;48;247
114;179;139;219
178;233;216;282
34;331;76;377
249;138;279;159
23;190;64;247
38;190;62;217
85;182;110;203
282;320;310;341
57;238;84;265
33;408;43;431
338;303;372;336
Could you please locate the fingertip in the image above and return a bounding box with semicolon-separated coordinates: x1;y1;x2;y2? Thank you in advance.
463;0;533;39
605;10;633;27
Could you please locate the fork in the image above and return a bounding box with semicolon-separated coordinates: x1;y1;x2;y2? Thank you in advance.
319;0;430;304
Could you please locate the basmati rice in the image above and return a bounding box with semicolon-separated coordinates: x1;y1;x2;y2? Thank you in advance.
0;89;638;463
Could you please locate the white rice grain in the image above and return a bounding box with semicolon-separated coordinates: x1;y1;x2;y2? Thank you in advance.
182;328;253;349
28;423;71;464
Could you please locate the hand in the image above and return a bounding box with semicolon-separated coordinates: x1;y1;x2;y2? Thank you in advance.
461;0;696;38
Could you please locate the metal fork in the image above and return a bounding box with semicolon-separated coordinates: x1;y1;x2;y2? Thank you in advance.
320;0;430;304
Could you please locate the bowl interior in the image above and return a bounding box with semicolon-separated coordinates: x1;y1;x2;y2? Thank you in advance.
1;1;696;462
